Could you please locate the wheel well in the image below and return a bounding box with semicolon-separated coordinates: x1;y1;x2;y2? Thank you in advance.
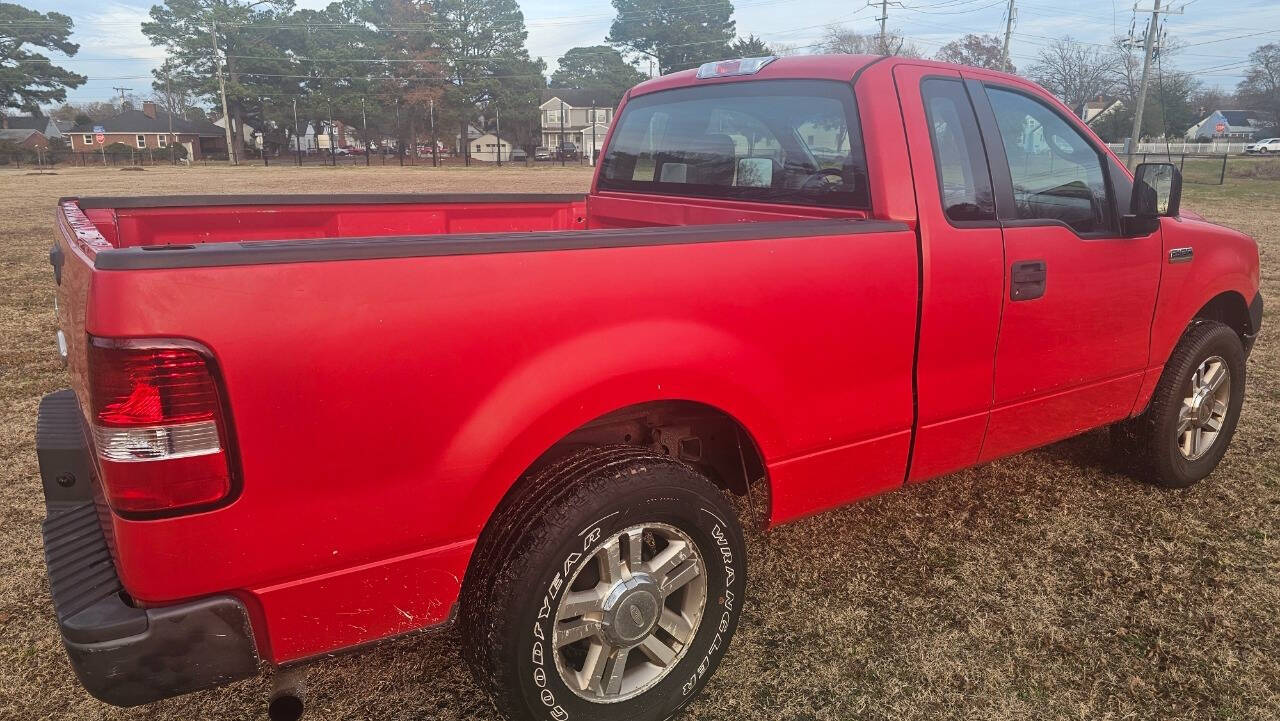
1194;291;1252;339
523;400;768;498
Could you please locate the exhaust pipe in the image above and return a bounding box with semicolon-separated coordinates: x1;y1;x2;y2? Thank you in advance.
268;668;307;721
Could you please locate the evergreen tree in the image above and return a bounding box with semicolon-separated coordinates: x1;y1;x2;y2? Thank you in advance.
607;0;736;75
0;3;85;113
550;46;645;104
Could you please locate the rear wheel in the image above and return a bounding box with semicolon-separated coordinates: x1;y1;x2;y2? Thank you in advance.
460;447;747;721
1119;320;1246;488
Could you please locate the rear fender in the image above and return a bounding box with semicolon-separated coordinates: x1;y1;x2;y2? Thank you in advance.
441;319;783;540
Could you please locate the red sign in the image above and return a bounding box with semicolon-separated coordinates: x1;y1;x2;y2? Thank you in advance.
95;133;105;144
1214;122;1226;134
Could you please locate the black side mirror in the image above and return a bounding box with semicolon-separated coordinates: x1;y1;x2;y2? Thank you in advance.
1123;162;1182;235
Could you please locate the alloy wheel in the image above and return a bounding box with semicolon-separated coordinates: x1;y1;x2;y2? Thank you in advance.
552;522;707;703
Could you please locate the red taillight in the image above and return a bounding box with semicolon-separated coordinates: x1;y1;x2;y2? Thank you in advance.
87;339;235;516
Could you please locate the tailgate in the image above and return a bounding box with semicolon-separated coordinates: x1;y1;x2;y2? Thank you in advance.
51;200;108;428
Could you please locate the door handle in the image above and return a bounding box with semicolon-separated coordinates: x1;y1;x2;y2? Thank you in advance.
1010;260;1046;301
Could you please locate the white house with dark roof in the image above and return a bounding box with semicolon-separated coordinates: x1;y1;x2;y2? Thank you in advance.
540;89;616;159
1185;110;1273;141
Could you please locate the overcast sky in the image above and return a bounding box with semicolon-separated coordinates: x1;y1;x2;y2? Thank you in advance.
19;0;1280;107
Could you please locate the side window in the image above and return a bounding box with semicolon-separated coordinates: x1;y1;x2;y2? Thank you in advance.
921;78;995;222
985;86;1111;234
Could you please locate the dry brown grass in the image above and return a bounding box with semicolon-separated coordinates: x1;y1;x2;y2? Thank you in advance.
0;165;1275;721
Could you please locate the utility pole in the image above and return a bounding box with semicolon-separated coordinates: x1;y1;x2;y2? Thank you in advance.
1001;0;1016;72
112;86;132;102
495;106;502;167
292;98;301;165
328;97;336;166
163;70;175;165
879;0;887;49
430;97;438;167
559;99;565;167
591;99;598;166
209;18;237;165
1127;0;1163;164
362;97;370;166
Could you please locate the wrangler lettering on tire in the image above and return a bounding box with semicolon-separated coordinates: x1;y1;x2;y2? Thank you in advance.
460;448;747;721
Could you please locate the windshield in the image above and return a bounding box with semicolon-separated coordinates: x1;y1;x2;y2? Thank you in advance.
599;80;869;209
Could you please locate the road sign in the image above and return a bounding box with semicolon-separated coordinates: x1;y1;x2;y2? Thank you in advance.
95;133;105;144
1214;122;1226;134
92;125;104;133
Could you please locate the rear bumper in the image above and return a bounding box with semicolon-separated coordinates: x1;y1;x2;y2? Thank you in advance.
37;389;260;707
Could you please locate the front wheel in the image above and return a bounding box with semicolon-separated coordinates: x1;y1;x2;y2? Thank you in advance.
460;447;747;721
1119;320;1247;488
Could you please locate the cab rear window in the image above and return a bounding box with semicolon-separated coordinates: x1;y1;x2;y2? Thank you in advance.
599;80;869;209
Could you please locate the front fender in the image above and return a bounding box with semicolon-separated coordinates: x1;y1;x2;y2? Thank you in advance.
1149;215;1260;368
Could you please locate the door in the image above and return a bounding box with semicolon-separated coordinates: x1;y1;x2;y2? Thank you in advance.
893;65;1006;482
969;79;1163;460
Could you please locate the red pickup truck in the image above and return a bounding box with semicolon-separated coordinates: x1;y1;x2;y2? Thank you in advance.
38;54;1261;721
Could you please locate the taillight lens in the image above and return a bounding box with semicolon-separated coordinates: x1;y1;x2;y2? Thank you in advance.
87;339;235;515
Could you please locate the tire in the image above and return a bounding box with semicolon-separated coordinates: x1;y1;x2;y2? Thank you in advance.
460;447;747;721
1122;320;1247;488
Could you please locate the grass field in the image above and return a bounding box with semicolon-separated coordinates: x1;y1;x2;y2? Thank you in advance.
0;165;1275;721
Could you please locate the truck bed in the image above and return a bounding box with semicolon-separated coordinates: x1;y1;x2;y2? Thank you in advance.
52;190;913;662
64;192;875;265
71;194;590;249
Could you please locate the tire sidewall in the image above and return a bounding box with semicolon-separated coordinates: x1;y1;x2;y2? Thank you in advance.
508;477;745;721
1156;324;1246;485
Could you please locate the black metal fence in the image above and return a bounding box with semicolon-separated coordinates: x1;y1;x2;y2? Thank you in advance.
1124;153;1231;185
0;149;229;169
0;148;593;169
4;149;1269;182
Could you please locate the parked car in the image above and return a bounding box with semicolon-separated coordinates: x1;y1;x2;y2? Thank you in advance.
509;147;528;161
534;145;552;160
1244;137;1280;154
556;141;579;160
329;146;351;156
39;54;1262;721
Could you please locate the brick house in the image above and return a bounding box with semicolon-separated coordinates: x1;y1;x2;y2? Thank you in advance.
69;102;228;159
1;114;66;141
0;128;49;149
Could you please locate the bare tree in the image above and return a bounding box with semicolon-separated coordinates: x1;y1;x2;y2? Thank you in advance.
1027;36;1119;112
820;24;921;58
935;33;1013;72
1238;43;1280;126
1104;35;1200;140
1189;86;1236;117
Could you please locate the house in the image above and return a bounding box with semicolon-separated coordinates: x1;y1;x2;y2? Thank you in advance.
69;101;227;159
540;89;616;160
1;114;64;141
454;124;484;156
215;116;263;149
463;132;517;162
1079;97;1123;126
1184;109;1273;140
231;118;355;153
0;128;48;149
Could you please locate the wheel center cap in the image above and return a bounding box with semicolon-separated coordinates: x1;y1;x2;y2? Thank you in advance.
1190;390;1212;425
601;574;660;646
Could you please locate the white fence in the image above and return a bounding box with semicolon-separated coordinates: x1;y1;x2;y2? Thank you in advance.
1105;141;1253;155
